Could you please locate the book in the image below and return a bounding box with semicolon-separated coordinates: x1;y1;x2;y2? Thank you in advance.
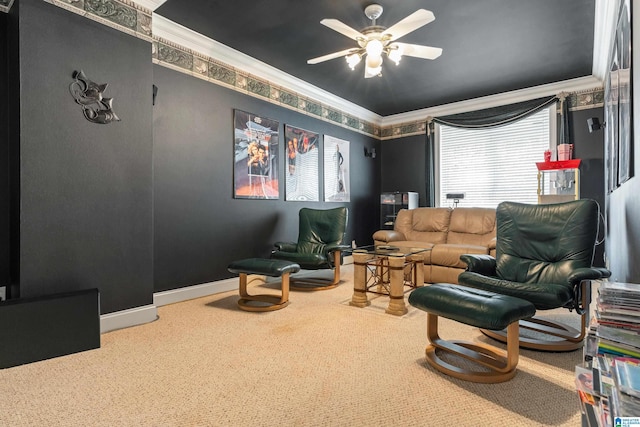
597;325;640;348
599;282;640;294
576;365;596;394
599;342;640;359
614;358;640;398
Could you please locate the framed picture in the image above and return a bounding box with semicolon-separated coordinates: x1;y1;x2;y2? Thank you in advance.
324;135;350;202
605;39;619;194
284;125;320;201
605;0;633;193
617;0;633;185
233;110;279;199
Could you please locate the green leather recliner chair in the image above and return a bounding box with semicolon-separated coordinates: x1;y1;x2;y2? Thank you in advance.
271;207;349;290
458;199;610;351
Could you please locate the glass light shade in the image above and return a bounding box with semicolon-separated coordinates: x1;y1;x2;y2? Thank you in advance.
365;39;384;57
365;54;383;69
365;65;382;77
346;53;361;70
388;46;403;65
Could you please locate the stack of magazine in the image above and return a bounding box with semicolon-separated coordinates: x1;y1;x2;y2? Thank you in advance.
578;281;640;426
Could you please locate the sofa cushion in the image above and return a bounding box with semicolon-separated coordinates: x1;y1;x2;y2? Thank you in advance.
447;208;496;247
431;243;490;268
395;208;451;245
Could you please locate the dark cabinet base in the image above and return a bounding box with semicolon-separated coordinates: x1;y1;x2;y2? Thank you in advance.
0;288;100;369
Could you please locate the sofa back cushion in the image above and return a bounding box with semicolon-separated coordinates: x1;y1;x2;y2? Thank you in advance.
446;207;496;246
395;208;452;244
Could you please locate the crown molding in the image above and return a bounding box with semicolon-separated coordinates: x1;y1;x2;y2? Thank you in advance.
152;14;382;124
133;0;166;12
381;75;603;126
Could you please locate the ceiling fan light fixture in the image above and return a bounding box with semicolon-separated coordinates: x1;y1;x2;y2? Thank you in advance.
388;46;403;65
365;39;384;57
309;5;441;79
364;65;382;78
365;54;383;69
346;53;362;70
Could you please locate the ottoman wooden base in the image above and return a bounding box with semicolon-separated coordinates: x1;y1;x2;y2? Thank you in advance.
228;259;300;312
409;283;536;383
425;313;520;383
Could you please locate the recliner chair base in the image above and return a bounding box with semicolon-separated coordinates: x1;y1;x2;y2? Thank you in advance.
290;252;342;291
480;312;587;352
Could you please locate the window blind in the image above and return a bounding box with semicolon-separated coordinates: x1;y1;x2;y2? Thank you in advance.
438;107;551;208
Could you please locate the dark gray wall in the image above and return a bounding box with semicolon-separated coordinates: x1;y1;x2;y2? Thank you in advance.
570;107;606;267
5;0;383;315
14;0;154;312
7;3;20;298
380;134;428;206
605;1;640;283
0;12;8;290
153;65;381;292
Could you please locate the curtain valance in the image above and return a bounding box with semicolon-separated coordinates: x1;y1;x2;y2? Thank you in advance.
424;92;571;206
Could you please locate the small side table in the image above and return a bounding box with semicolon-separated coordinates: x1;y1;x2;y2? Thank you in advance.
350;246;428;316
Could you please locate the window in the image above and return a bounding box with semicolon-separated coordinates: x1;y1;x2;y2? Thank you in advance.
437;106;555;209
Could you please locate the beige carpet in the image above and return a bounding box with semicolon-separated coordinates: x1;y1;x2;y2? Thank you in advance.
0;264;583;426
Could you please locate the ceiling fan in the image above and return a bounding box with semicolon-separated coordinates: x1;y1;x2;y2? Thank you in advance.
307;4;443;78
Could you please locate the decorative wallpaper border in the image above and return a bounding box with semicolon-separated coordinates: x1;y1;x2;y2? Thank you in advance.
570;88;605;111
378;88;605;140
0;0;14;13
12;0;605;141
152;38;380;138
42;0;153;42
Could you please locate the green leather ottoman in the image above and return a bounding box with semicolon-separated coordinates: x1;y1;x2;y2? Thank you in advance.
228;258;300;312
408;283;535;383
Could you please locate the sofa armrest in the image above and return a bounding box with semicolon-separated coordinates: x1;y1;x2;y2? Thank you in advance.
372;230;406;243
487;237;497;250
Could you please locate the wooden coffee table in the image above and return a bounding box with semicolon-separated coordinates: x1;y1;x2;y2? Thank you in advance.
349;246;429;316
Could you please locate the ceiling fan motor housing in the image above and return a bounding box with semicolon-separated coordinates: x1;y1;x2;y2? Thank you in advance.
364;4;384;21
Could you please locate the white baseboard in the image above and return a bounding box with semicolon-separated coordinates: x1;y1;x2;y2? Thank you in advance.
99;278;238;333
153;278;238;307
100;304;158;334
99;262;353;334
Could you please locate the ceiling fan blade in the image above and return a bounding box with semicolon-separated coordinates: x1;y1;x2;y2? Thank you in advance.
394;43;442;60
320;19;366;41
307;48;359;65
382;9;435;42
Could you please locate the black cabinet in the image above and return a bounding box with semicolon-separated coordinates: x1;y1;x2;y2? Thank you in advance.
380;192;418;229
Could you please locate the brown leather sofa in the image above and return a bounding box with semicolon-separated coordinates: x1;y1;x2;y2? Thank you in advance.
372;207;497;284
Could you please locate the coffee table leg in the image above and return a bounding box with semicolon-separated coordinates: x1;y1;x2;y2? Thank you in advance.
350;252;371;307
386;256;408;316
409;253;424;288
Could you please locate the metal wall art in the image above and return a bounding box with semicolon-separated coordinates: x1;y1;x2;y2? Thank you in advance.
69;70;120;124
